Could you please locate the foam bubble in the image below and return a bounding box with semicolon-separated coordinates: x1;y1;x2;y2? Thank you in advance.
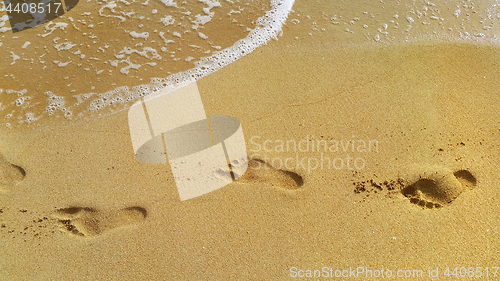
10;52;20;65
130;31;149;39
45;92;68;116
160;15;175;26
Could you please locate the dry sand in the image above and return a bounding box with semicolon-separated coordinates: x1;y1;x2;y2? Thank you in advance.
1;0;500;280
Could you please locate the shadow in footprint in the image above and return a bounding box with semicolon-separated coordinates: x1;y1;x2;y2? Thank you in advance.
236;158;304;190
401;165;476;208
453;170;477;190
0;155;26;192
53;206;147;237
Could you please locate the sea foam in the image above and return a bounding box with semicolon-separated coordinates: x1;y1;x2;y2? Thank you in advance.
0;0;295;126
88;0;295;113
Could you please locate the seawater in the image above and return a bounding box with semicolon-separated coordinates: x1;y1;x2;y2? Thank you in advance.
0;0;294;127
2;0;500;128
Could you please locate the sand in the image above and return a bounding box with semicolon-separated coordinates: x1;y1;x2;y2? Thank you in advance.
1;0;500;280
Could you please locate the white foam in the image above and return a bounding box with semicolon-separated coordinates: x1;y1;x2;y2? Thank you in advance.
88;0;295;112
24;113;40;124
160;15;175;26
45;92;65;114
192;14;213;30
15;96;30;106
115;46;161;59
0;10;10;32
119;59;142;74
41;22;68;37
160;0;177;7
99;2;127;22
130;31;149;39
54;42;77;51
54;61;72;67
10;52;20;65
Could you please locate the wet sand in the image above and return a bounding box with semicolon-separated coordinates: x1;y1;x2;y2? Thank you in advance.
1;0;500;280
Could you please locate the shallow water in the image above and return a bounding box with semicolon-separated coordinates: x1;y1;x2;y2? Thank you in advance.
2;0;500;129
0;0;290;126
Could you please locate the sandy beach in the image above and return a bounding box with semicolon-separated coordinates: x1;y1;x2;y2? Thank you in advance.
1;0;500;280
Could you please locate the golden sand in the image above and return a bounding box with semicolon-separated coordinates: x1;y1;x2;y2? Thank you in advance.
1;0;500;280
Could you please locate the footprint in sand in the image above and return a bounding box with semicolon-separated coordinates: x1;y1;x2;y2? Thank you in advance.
0;155;26;192
233;158;304;190
53;206;147;237
401;165;476;208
